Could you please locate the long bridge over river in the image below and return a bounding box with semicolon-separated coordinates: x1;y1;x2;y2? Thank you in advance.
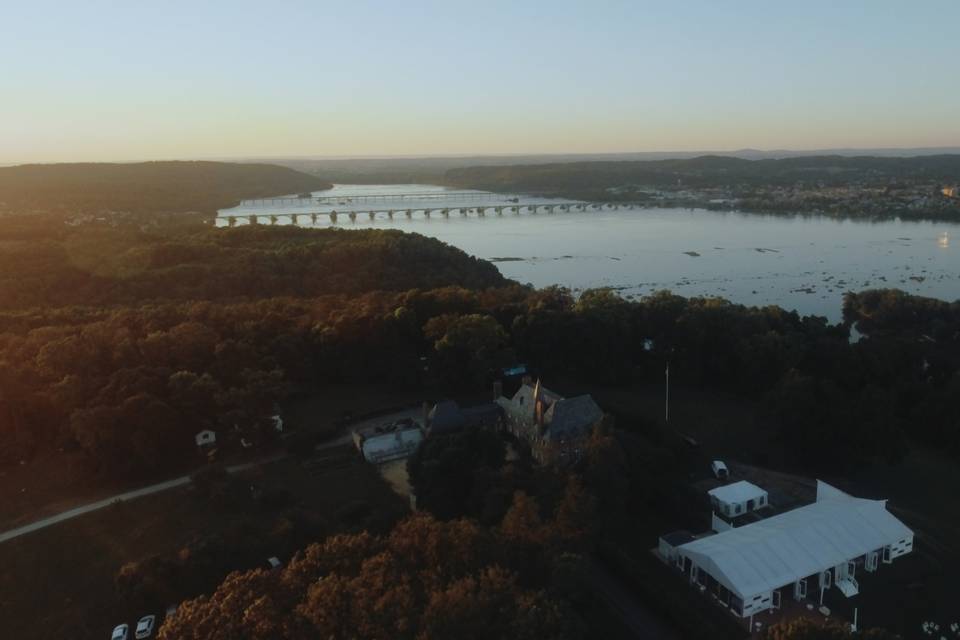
220;201;643;225
220;190;642;226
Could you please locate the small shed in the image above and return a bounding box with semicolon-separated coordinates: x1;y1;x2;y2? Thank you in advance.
708;480;768;519
659;530;696;565
195;429;217;448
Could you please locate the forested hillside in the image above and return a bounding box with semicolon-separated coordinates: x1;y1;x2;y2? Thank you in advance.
0;223;503;309
446;154;960;194
0;161;331;216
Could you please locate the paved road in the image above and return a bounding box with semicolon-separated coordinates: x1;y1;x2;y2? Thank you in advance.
0;433;354;545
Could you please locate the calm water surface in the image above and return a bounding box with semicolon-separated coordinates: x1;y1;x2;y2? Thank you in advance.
219;184;960;322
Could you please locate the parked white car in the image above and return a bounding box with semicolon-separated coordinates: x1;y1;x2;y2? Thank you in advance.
135;615;156;639
111;624;129;640
711;460;729;480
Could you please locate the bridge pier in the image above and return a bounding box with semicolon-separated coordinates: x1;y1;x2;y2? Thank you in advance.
387;210;394;219
269;215;278;225
368;211;376;221
405;209;413;218
442;208;449;218
424;209;431;218
310;213;318;224
496;206;503;215
329;211;338;223
348;211;357;222
478;206;485;216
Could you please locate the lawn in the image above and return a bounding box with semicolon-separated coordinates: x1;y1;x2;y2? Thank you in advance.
0;383;425;531
0;449;407;640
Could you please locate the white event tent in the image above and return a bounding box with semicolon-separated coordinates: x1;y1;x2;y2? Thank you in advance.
670;480;913;618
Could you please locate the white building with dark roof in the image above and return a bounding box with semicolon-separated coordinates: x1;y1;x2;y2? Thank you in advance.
352;419;423;464
709;480;769;530
662;480;913;620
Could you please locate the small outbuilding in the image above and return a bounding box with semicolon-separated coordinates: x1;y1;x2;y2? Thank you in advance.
709;480;769;520
353;419;424;464
658;530;696;565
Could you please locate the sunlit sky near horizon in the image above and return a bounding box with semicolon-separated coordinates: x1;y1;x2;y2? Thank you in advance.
3;0;960;163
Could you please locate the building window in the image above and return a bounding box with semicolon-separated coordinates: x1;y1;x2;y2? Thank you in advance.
730;596;743;615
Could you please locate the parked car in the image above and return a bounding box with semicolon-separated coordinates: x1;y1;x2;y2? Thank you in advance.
135;615;156;639
111;624;129;640
711;460;729;479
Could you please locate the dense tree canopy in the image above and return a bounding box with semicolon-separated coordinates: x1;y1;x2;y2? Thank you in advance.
158;513;584;640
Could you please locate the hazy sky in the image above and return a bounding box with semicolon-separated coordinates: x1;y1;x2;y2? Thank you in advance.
3;0;959;163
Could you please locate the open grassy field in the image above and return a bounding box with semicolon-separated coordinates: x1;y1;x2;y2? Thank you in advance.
0;384;426;532
0;449;407;640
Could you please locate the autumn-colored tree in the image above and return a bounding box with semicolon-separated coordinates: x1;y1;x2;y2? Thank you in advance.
762;619;899;640
500;491;546;545
159;513;585;640
417;566;578;640
551;476;597;547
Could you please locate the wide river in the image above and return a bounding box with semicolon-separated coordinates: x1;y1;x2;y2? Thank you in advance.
218;184;960;322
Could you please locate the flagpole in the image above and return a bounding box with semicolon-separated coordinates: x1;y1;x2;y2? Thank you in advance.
665;361;670;424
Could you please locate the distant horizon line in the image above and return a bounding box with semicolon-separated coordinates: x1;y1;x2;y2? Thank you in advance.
226;145;960;161
5;145;960;167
